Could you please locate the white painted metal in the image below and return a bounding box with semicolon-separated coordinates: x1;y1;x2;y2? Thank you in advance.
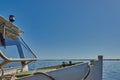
0;68;18;80
0;50;37;67
85;56;103;80
17;63;89;80
47;63;89;80
16;73;54;80
0;15;103;80
0;16;37;71
0;16;23;39
0;68;17;76
17;56;103;80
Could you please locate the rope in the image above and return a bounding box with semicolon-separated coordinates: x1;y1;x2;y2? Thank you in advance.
29;61;55;80
0;67;4;79
34;72;55;80
83;65;91;80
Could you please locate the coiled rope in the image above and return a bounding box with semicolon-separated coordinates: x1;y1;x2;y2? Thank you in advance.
33;72;55;80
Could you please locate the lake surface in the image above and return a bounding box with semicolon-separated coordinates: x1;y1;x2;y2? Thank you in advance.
103;61;120;80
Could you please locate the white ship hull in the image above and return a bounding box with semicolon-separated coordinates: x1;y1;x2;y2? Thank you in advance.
17;56;103;80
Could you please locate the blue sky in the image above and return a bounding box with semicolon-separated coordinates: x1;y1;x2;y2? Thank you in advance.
0;0;120;59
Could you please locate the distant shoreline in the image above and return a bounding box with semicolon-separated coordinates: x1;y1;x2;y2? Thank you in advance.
1;59;120;61
37;59;120;61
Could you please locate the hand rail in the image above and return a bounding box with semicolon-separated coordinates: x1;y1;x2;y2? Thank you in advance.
0;50;37;66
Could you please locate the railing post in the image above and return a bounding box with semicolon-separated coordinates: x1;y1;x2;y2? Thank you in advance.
21;61;28;72
98;55;103;80
16;39;28;72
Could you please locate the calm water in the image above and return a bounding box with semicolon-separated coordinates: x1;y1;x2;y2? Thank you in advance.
4;60;120;80
103;61;120;80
